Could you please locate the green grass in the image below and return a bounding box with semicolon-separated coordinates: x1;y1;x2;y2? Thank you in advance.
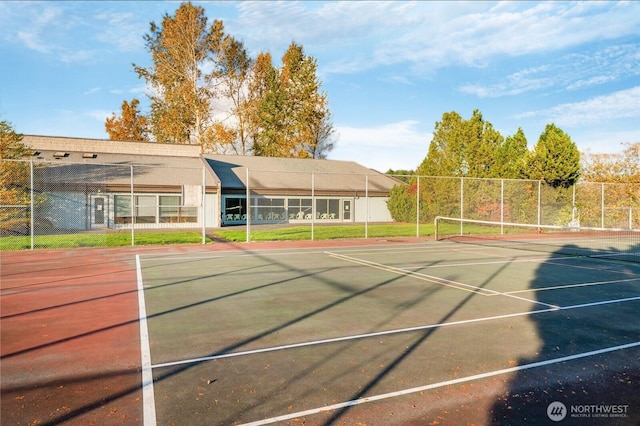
1;223;434;250
0;232;210;250
216;223;434;242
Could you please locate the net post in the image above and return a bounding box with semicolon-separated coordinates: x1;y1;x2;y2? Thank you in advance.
434;216;439;241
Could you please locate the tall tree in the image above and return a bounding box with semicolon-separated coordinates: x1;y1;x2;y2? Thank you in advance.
464;109;503;177
0;121;31;160
133;2;223;148
417;111;466;176
0;121;33;234
206;32;254;155
417;110;504;178
494;127;528;179
128;3;334;158
254;42;334;158
305;109;336;159
105;98;150;141
244;52;276;155
527;124;580;187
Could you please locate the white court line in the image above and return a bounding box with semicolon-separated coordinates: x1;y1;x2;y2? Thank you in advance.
413;255;561;268
150;295;640;369
498;277;640;295
151;307;557;369
238;340;640;426
136;255;157;426
326;251;558;309
136;242;438;261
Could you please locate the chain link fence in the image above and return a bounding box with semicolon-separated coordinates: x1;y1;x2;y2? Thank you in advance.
1;159;638;250
1;159;208;250
399;175;639;230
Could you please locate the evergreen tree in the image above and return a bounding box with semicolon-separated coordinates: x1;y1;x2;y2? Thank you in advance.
528;124;580;187
495;127;528;179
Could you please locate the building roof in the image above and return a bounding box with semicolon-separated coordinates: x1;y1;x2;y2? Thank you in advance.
203;155;398;196
22;135;400;195
23;135;214;189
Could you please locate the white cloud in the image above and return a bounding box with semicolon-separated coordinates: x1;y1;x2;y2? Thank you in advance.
515;86;640;127
233;1;640;78
577;130;640;154
0;2;147;64
5;4;63;53
94;11;146;52
459;43;640;98
329;120;432;171
85;109;112;123
459;66;554;98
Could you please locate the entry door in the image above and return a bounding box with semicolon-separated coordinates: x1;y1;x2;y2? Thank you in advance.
342;200;351;221
93;196;106;227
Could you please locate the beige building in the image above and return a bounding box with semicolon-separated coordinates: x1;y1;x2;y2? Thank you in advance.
23;135;400;230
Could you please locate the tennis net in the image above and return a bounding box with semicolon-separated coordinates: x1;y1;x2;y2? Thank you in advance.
434;216;640;263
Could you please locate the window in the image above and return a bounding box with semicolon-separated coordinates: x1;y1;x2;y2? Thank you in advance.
115;194;196;224
135;196;156;223
159;196;196;223
288;198;312;220
224;197;246;221
316;199;340;220
255;197;285;221
222;195;346;223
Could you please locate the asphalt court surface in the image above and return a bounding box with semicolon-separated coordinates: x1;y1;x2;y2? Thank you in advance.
137;241;640;425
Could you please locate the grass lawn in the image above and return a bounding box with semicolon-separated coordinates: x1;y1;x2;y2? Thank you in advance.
1;223;434;250
215;223;434;242
2;222;529;250
0;232;210;250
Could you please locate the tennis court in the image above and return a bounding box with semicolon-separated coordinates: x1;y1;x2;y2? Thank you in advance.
2;235;640;425
137;235;640;425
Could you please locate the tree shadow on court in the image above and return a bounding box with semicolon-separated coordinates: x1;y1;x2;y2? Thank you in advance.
3;242;446;425
320;257;514;425
222;273;447;423
489;244;640;425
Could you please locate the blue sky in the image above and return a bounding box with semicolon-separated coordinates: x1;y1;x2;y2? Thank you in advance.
1;1;639;171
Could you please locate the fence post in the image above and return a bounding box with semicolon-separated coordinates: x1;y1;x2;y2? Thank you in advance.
246;168;250;243
202;166;206;244
130;165;134;247
500;179;504;234
30;160;34;250
364;174;368;238
460;177;464;234
601;183;605;228
537;180;541;228
572;184;576;223
311;172;315;241
416;176;420;237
